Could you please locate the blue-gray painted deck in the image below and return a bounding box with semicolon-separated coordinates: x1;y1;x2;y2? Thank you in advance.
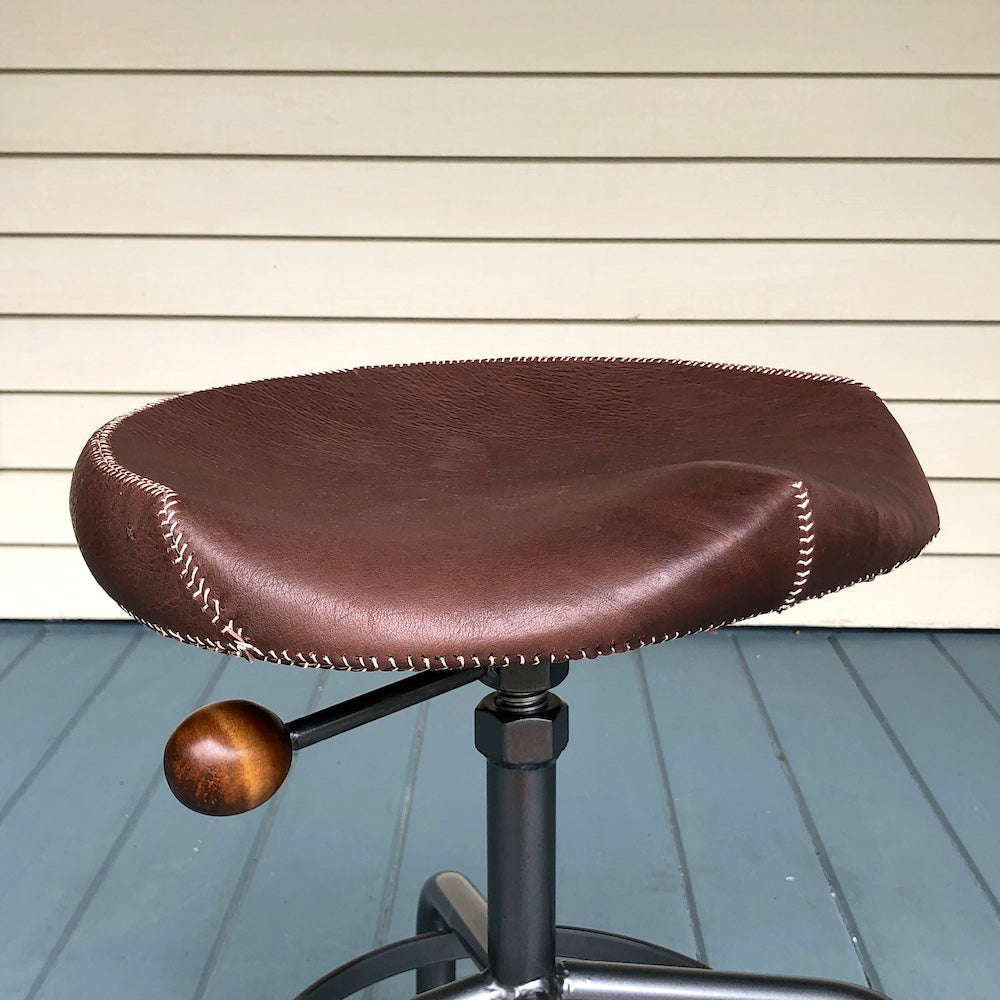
1;623;998;1000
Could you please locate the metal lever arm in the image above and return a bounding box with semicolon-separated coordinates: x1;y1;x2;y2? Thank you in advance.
164;666;486;816
289;666;486;748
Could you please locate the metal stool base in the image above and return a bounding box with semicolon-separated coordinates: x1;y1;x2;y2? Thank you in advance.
294;672;889;1000
293;923;703;1000
293;870;886;1000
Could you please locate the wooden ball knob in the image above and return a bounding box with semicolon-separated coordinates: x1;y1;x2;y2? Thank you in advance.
164;700;292;816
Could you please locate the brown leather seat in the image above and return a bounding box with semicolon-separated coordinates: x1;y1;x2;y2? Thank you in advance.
71;358;938;670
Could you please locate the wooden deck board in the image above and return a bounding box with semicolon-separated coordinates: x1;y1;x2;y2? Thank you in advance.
736;630;1000;1000
0;632;216;998
29;646;319;1000
0;624;136;813
834;632;1000;904
382;682;485;948
553;656;698;950
0;621;42;680
640;634;865;981
201;672;421;1000
2;623;998;1000
933;632;1000;717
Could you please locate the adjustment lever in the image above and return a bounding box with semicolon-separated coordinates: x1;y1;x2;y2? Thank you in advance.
164;666;486;816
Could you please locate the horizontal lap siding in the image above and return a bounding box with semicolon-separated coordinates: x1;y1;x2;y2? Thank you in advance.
3;320;997;398
5;161;999;240
4;76;1000;157
1;1;997;625
2;240;999;319
2;0;998;71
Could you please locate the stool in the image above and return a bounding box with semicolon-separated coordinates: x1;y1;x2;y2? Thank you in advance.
71;358;938;1000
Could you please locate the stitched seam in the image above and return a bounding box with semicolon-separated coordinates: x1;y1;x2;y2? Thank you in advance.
237;535;937;671
157;493;263;660
163;355;871;401
112;547;934;672
778;480;815;611
128;610;229;653
349;356;868;388
87;357;888;669
91;408;259;660
785;533;938;608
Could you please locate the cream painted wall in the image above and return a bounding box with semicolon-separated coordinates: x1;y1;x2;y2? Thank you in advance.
1;1;998;625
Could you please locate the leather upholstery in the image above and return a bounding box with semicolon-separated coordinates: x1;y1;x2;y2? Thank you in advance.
70;358;938;670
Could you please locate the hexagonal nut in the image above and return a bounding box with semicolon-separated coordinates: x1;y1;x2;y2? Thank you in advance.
474;694;569;766
482;660;570;693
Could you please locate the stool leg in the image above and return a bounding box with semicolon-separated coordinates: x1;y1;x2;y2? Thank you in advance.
474;682;568;995
416;872;489;993
559;959;891;1000
485;756;558;990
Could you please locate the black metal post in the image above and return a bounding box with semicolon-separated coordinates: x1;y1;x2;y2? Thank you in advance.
486;754;557;989
474;665;569;994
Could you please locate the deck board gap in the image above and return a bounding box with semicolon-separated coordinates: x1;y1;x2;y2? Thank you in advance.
928;633;1000;725
829;635;1000;919
635;655;707;964
364;700;431;1000
730;635;883;992
24;759;165;999
23;639;226;1000
371;699;430;953
191;671;326;1000
23;650;231;1000
0;621;45;684
0;627;142;825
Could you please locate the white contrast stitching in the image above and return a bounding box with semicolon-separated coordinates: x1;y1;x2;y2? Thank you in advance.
109;521;933;671
92;408;173;499
91;407;255;659
128;610;228;653
160;494;224;626
782;529;939;608
200;355;869;397
88;357;898;669
778;481;815;611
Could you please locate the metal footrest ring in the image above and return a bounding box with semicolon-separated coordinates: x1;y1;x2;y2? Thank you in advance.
555;927;705;968
293;925;705;1000
293;930;467;1000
